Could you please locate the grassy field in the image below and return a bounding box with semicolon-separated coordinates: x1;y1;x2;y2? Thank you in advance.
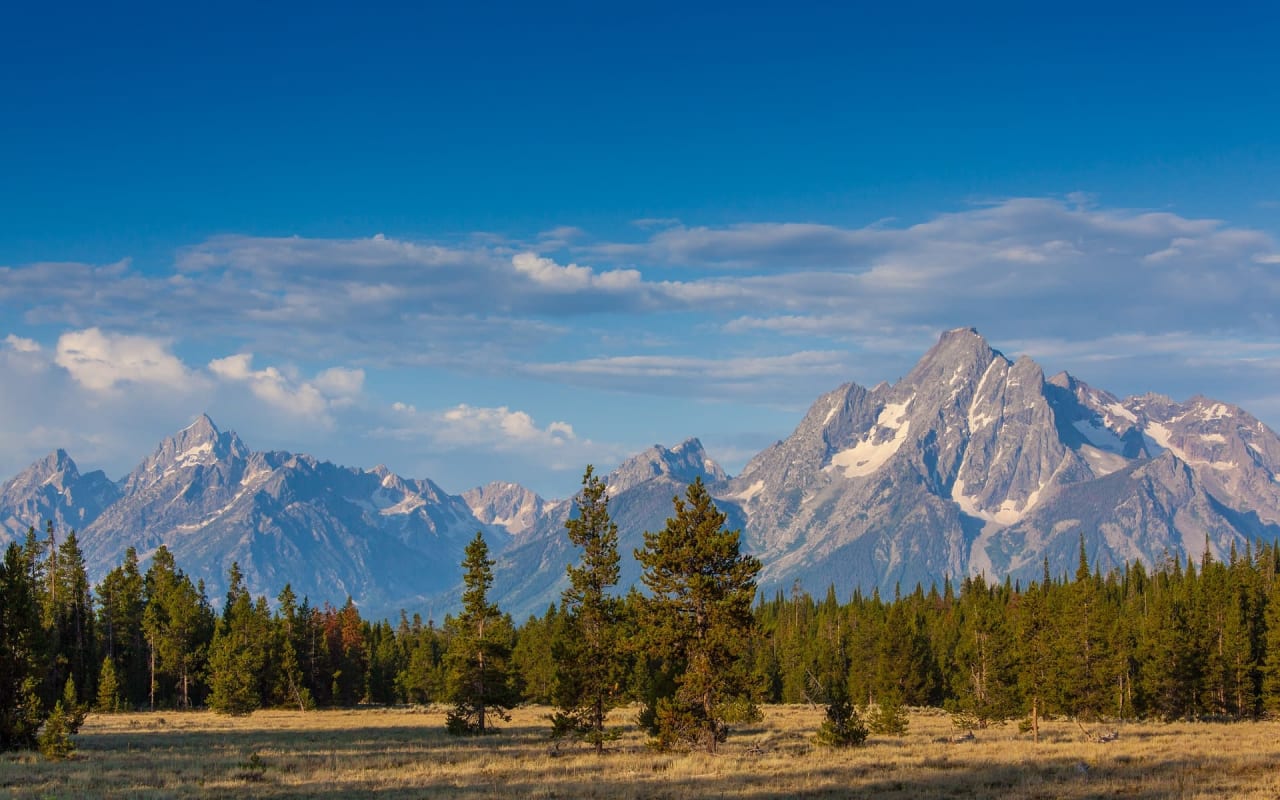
3;705;1279;798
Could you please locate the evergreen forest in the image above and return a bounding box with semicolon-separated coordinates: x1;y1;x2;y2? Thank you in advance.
6;471;1280;757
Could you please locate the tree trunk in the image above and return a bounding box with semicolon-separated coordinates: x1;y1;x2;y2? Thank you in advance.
1031;695;1040;743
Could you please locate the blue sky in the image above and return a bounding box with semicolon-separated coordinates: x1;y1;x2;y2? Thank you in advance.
2;2;1278;497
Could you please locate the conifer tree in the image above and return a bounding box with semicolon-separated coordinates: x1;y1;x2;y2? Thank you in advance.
272;585;313;710
95;656;122;713
1261;576;1280;716
951;576;1020;728
444;533;517;735
207;563;271;715
1014;576;1055;742
635;478;761;753
96;547;148;708
513;607;559;705
552;466;624;752
0;543;45;750
142;547;213;709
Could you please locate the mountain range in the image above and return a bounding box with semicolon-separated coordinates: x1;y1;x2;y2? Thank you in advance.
3;328;1278;620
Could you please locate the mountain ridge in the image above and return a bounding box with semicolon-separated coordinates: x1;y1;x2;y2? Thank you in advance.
3;328;1279;620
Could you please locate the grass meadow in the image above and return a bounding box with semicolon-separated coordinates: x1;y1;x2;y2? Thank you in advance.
3;705;1279;798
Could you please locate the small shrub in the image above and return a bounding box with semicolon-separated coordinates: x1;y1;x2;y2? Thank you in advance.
815;696;868;747
866;697;909;736
37;702;75;761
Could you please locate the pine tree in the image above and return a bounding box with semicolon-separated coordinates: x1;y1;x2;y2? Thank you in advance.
0;543;46;750
951;576;1021;728
96;547;148;708
444;533;517;735
142;547;213;709
552;466;624;753
36;701;75;761
1014;574;1056;741
272;585;313;710
1261;575;1280;716
95;656;122;713
634;478;762;753
207;563;270;715
512;607;558;705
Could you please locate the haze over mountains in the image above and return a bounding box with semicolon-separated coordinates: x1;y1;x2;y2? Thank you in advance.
3;329;1279;620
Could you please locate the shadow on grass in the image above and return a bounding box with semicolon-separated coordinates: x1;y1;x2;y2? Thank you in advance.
5;716;1267;799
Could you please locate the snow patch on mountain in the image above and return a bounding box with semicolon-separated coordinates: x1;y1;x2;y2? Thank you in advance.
732;479;766;503
1073;419;1126;454
827;400;912;478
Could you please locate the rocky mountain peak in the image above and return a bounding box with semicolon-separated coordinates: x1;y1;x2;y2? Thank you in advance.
120;413;249;494
607;438;726;496
463;482;547;536
907;327;1003;385
1;448;119;543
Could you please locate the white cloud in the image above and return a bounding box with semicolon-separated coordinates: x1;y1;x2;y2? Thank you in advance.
440;404;577;448
313;367;366;401
511;252;644;293
54;328;194;392
208;353;347;420
4;334;41;353
376;401;613;470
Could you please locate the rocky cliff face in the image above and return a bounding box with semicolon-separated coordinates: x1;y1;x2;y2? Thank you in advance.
463;482;547;536
723;328;1280;596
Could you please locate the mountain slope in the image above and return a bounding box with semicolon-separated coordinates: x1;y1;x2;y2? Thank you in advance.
4;329;1280;619
77;415;493;618
724;328;1280;597
0;449;120;544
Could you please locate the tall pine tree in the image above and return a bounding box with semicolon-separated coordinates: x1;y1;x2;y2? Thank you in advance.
552;466;624;752
635;478;761;753
443;533;517;735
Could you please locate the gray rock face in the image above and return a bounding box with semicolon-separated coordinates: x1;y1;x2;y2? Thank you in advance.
72;415;492;619
463;482;547;535
723;328;1280;598
0;449;120;544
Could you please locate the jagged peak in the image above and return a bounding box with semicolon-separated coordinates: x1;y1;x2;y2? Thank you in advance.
908;327;1005;382
1047;370;1071;387
607;438;727;496
183;412;219;432
40;448;78;473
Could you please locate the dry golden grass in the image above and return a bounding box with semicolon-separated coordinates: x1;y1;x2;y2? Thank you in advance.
2;705;1279;798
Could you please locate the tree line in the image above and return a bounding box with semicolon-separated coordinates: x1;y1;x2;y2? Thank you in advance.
5;467;1280;757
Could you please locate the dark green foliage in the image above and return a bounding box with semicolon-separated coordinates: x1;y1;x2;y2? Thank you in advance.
815;695;867;747
0;542;45;750
142;547;215;709
95;655;122;713
96;547;148;709
865;693;909;735
206;564;272;715
37;701;75;760
444;533;518;735
949;576;1021;727
552;466;625;752
513;607;558;705
635;478;762;753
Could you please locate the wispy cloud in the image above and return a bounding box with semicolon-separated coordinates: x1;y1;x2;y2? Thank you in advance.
4;196;1279;489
